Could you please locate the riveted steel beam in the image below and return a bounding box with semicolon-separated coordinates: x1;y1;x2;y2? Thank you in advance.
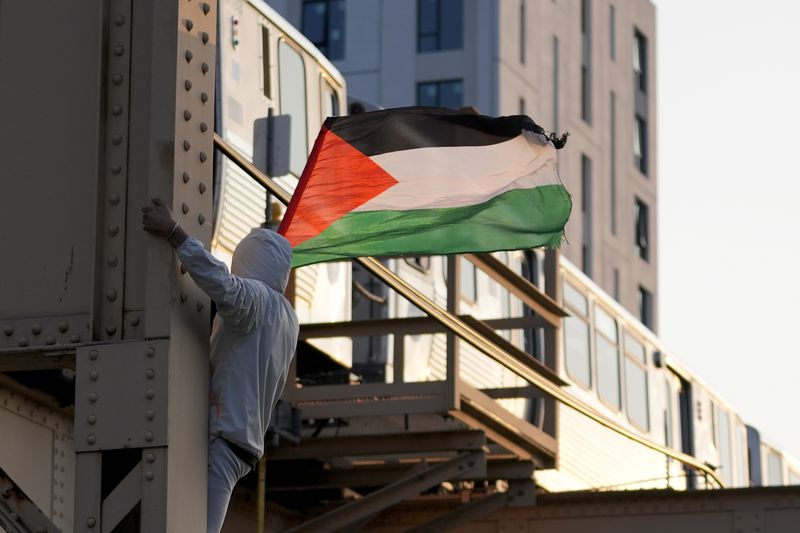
268;430;486;461
408;480;536;533
288;450;486;533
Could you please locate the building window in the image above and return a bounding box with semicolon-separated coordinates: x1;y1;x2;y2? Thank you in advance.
595;305;621;410
581;154;592;277
418;0;463;53
279;41;307;177
634;29;647;93
638;285;653;329
613;268;620;301
520;0;527;64
302;0;346;60
634;198;649;261
634;114;647;175
624;333;649;430
580;0;591;124
417;80;463;109
563;281;591;388
609;5;616;60
519;97;526;115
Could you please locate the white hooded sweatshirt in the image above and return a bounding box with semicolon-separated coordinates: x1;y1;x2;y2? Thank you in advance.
176;228;299;459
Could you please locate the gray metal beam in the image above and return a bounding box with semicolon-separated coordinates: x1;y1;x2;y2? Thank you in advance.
408;480;536;533
265;458;534;491
463;252;568;326
100;461;142;533
0;468;59;533
287;450;485;533
268;430;486;460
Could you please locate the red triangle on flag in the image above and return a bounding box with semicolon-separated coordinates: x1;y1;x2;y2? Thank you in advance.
279;128;399;248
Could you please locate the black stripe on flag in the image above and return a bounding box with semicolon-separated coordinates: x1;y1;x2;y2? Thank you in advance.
326;106;544;157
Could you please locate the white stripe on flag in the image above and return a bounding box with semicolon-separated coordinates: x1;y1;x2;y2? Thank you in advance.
355;132;559;212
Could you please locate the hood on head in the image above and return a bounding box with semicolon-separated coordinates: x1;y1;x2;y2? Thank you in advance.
231;228;292;293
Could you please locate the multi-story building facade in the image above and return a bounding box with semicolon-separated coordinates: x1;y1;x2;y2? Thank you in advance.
270;0;658;330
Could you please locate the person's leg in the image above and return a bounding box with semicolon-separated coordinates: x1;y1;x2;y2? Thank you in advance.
207;437;251;533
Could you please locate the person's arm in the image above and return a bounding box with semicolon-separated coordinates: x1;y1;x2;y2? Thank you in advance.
142;198;267;333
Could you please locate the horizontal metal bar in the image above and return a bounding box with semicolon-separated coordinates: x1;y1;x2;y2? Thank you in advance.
265;458;534;491
480;386;548;400
299;315;548;340
295;396;449;419
464;252;568;324
287;450;485;533
291;380;448;403
408;480;535;533
458;382;557;462
268;430;486;460
214;134;726;488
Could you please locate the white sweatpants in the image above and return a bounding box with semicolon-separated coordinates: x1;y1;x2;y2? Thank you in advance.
207;437;252;533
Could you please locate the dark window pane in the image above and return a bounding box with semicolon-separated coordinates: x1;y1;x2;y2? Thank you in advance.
638;286;652;328
439;80;463;108
302;2;327;45
418;35;438;52
327;0;346;60
418;0;439;35
634;30;647;92
635;198;649;261
565;316;591;387
440;0;463;50
417;82;439;106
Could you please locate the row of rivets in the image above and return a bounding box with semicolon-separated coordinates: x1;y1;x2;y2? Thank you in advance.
179;2;211;300
101;0;132;343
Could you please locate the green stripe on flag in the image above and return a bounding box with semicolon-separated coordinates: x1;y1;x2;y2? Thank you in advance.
291;184;572;267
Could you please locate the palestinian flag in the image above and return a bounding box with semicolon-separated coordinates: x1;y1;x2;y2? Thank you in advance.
278;106;572;267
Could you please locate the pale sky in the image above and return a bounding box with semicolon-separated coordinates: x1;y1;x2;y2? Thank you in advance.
654;0;800;458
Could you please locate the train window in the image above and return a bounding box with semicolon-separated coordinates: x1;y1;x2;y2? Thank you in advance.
261;26;271;99
404;256;430;273
563;281;591;387
595;305;617;342
663;377;674;447
737;425;749;487
715;405;733;486
278;41;308;176
767;451;783;486
563;281;588;316
595;306;621;409
624;333;646;364
564;316;591;387
321;77;340;118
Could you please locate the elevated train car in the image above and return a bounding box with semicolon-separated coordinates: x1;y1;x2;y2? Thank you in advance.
210;0;798;495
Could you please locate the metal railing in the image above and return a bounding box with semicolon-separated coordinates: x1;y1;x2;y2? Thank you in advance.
213;133;725;488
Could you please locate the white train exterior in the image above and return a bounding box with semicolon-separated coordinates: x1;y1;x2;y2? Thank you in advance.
210;0;799;494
